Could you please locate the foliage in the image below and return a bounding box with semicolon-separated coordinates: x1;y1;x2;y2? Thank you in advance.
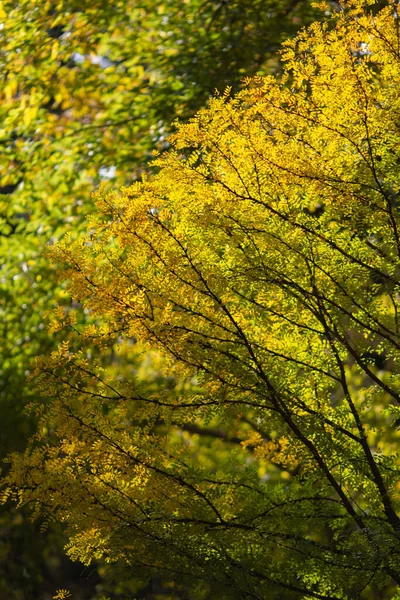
0;0;322;441
5;1;400;598
0;1;327;596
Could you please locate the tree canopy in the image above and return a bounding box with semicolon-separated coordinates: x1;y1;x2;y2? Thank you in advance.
5;1;400;598
0;0;321;453
0;1;328;596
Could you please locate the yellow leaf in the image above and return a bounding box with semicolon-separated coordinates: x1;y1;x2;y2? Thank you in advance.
23;105;38;127
4;79;17;101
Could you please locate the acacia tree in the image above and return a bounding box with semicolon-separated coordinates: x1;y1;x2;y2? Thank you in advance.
5;1;400;598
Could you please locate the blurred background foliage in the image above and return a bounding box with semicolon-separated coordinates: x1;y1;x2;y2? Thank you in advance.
0;0;334;597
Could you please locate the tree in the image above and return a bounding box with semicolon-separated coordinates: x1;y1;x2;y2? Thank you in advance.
0;0;323;448
5;0;400;598
0;1;327;596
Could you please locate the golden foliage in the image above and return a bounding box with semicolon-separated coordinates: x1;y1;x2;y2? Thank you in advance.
5;2;400;598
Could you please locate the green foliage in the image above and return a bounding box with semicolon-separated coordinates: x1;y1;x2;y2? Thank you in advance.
5;1;400;598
